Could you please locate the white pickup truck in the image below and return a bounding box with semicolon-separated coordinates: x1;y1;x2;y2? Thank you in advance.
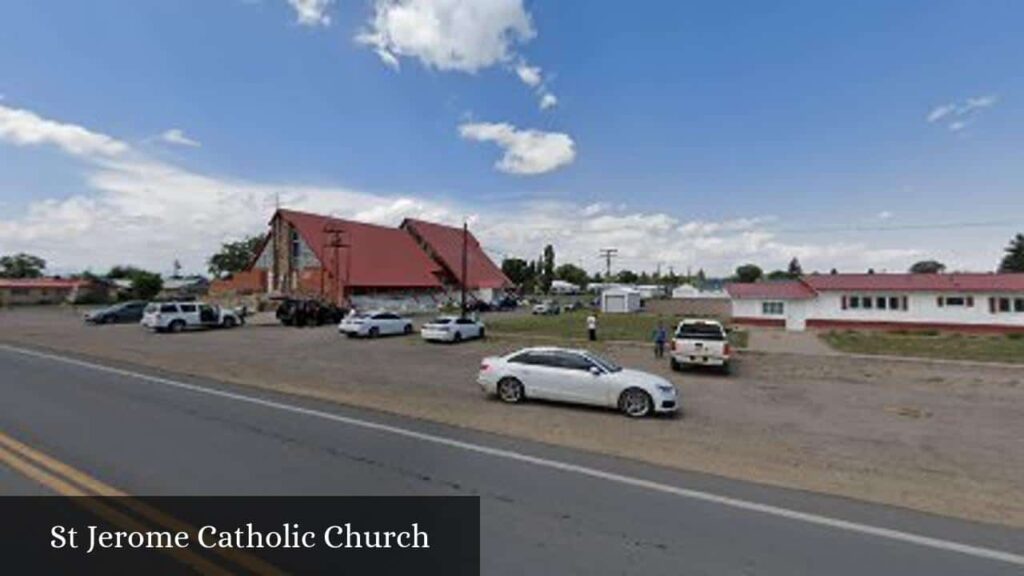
141;301;243;333
669;319;732;373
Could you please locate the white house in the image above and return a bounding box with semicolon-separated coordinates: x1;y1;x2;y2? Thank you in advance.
601;286;642;314
671;284;730;299
550;279;581;295
727;273;1024;333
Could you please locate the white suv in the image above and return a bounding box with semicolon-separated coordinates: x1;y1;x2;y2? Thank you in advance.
141;302;243;333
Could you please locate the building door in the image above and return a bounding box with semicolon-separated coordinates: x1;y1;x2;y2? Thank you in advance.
785;302;806;331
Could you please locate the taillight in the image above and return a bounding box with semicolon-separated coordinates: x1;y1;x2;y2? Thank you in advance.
479;363;490;372
670;341;676;352
724;343;732;356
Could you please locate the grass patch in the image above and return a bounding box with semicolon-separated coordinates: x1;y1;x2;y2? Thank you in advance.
485;311;748;348
820;329;1024;364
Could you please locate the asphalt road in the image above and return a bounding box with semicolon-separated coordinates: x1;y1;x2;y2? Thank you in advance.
1;344;1022;575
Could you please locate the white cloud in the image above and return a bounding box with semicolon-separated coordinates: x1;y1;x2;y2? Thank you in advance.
877;210;893;221
0;104;928;277
515;61;542;87
287;0;333;26
356;0;535;73
926;94;999;132
458;121;575;175
539;92;558;110
160;128;201;148
0;104;127;157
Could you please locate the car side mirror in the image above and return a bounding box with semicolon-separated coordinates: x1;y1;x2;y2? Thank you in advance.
589;366;602;376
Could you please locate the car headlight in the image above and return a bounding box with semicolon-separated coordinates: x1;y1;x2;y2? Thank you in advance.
656;384;675;394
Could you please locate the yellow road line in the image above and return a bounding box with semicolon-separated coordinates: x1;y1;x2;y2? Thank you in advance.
0;441;233;575
0;430;287;575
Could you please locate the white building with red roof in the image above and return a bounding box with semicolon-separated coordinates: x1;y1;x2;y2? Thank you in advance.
727;273;1024;332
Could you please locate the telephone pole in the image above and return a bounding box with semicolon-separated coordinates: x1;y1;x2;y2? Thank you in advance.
598;248;618;279
460;221;469;318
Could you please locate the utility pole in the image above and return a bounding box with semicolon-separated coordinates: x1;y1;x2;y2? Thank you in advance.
460;221;469;319
324;221;349;307
598;248;618;279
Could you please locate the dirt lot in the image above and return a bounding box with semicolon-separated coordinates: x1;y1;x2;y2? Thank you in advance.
2;307;1023;527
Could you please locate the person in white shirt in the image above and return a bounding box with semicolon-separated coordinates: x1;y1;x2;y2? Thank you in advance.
586;314;597;341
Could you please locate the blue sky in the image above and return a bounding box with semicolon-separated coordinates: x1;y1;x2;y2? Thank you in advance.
1;0;1022;276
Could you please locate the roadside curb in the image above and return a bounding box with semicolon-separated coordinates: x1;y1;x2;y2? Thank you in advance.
741;348;1024;370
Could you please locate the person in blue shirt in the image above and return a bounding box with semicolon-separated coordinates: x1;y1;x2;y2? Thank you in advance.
652;321;668;359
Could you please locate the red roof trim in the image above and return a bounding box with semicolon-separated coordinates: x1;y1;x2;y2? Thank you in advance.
0;278;89;289
726;280;817;300
802;273;1024;293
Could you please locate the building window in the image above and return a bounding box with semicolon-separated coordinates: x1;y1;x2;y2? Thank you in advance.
10;288;30;296
889;296;900;310
849;296;860;309
1016;298;1024;313
999;298;1011;313
762;301;785;315
943;296;968;307
290;228;301;260
862;296;873;309
876;296;887;310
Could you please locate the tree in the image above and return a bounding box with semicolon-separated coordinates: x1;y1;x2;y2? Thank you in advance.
501;258;532;287
695;268;706;285
766;270;791;281
616;269;638;284
787;257;803;277
998;233;1024;273
208;234;265;279
107;265;146;279
909;260;946;274
540;245;556;294
0;253;46;278
734;264;763;283
130;271;163;301
554;263;588;288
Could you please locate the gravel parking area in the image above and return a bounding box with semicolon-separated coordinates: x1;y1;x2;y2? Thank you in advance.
2;306;1023;527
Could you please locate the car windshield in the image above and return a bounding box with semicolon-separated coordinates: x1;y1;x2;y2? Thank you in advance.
144;304;158;313
677;323;726;341
586;353;622;373
431;318;452;325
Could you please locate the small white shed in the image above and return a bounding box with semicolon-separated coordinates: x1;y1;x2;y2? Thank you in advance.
601;287;642;313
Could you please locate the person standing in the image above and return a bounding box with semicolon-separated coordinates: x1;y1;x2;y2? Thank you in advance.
652;321;668;359
586;314;598;341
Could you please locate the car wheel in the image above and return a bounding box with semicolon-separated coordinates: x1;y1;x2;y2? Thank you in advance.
453;331;462;343
368;327;379;339
223;317;237;329
168;320;185;334
619;388;653;418
670;357;681;372
720;362;732;376
403;324;412;335
497;378;525;403
478;327;485;339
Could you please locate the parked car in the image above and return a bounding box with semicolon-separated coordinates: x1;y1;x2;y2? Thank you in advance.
338;311;414;338
275;298;347;327
494;295;519;311
84;301;148;324
669;319;732;373
421;316;485;343
478;347;678;417
563;301;584;312
531;301;560;315
141;301;243;333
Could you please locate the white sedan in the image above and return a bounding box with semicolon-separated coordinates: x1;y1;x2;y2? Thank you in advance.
477;347;679;417
338;311;414;338
420;316;485;343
